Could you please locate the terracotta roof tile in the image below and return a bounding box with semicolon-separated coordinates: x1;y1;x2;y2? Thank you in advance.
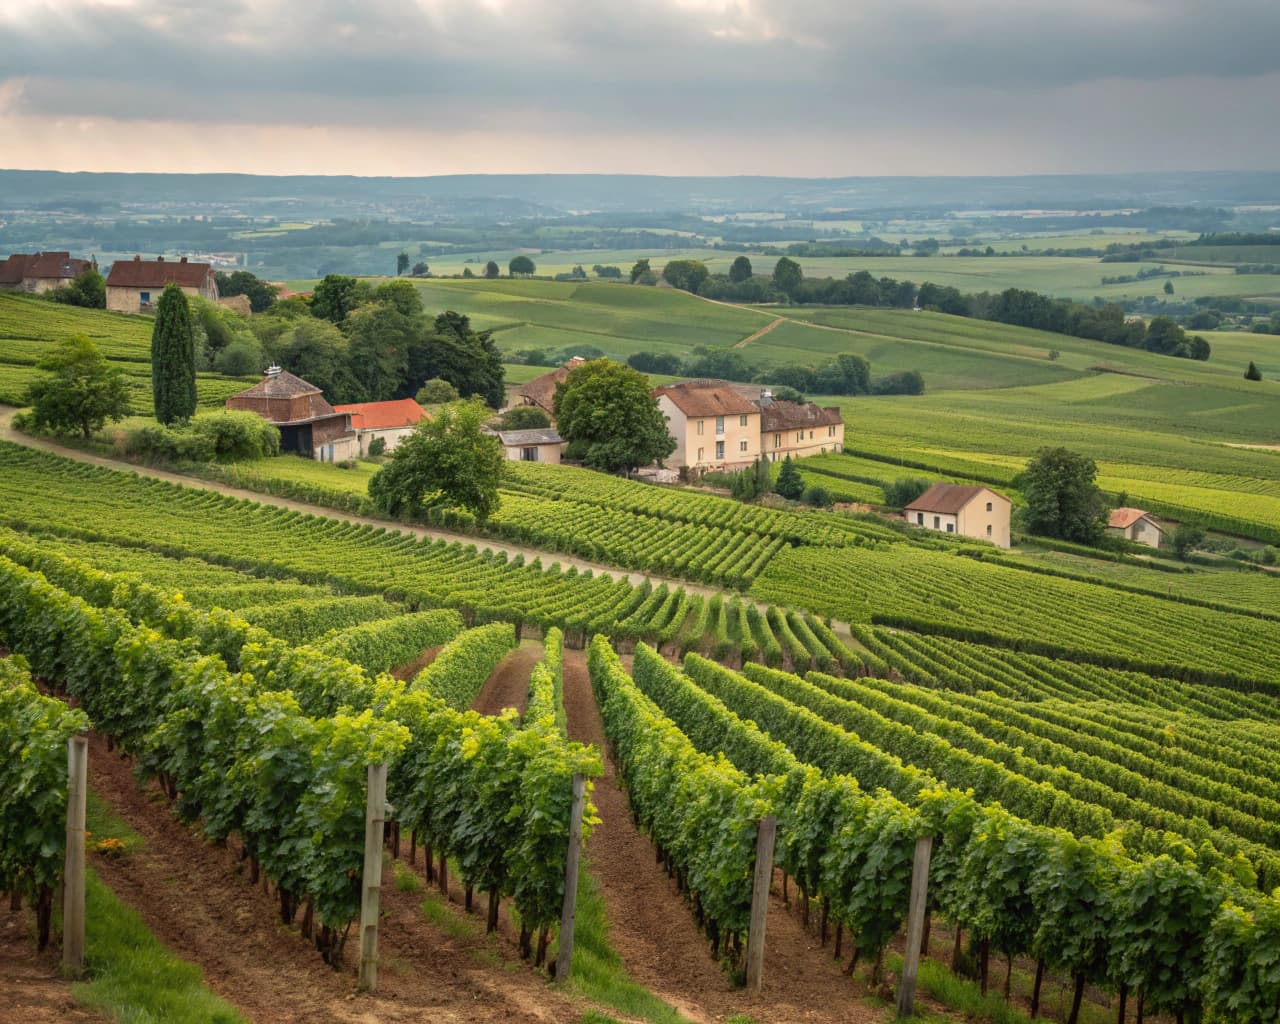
905;483;1007;515
1108;507;1157;530
654;380;759;418
332;398;428;431
514;358;585;413
106;256;214;289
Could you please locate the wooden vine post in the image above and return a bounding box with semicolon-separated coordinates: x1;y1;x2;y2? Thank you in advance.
62;734;88;978
554;773;586;981
745;815;777;992
896;834;935;1019
358;763;388;993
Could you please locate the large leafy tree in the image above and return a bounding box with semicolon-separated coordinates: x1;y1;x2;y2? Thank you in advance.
772;256;803;297
214;270;278;313
368;398;506;521
344;302;415;402
25;334;131;438
276;318;357;402
151;282;197;425
553;359;675;473
405;311;505;407
311;274;371;323
729;255;753;283
509;255;536;276
661;259;709;293
1018;447;1106;544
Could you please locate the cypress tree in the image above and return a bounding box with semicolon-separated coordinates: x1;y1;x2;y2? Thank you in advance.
1245;360;1263;381
151;282;197;424
775;455;804;500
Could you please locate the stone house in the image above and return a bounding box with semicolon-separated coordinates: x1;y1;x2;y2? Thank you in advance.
904;483;1012;548
105;255;218;313
496;427;564;464
0;251;94;294
332;398;428;456
653;380;761;471
1107;507;1164;549
225;367;356;462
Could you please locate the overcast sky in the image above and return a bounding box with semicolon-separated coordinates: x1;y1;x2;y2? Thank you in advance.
0;0;1276;177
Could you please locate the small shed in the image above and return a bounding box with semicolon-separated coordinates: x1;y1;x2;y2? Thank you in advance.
510;357;585;422
332;398;428;456
1107;507;1164;549
496;427;564;464
226;367;356;462
904;483;1012;548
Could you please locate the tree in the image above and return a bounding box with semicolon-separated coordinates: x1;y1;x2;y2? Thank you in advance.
368;398;506;522
277;318;358;403
1245;360;1263;381
416;378;460;405
630;258;656;285
593;264;622;279
627;351;684;375
484;261;500;279
411;262;430;277
151;282;197;425
24;334;131;439
813;353;871;395
48;267;106;309
872;370;925;395
772;257;803;297
1019;447;1106;544
883;477;931;508
311;274;370;324
553;359;676;474
1170;521;1205;561
729;255;753;283
509;255;536;277
397;252;410;277
661;259;709;294
500;405;551;430
215;270;278;313
1163;279;1174;295
344;301;415;402
774;456;804;500
406;311;505;408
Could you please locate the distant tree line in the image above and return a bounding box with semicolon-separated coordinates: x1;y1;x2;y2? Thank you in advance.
626;347;924;397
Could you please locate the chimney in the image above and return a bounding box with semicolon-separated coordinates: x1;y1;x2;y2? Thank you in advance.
265;365;282;378
180;256;188;263
133;254;141;261
157;255;164;262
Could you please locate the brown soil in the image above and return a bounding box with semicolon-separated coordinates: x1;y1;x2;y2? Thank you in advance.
80;729;588;1024
560;650;884;1024
0;903;106;1023
390;644;442;681
470;641;540;717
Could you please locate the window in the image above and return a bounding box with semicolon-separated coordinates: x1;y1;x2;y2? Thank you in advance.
916;512;924;525
773;433;781;448
809;431;814;439
739;414;749;426
716;440;725;460
796;431;804;442
986;524;993;536
140;291;151;305
521;447;539;462
933;516;940;529
946;524;954;533
986;501;993;512
739;440;748;453
697;419;704;436
697;447;704;462
716;415;725;434
828;425;836;437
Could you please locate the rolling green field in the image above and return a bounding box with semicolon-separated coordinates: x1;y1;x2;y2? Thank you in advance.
0;293;255;414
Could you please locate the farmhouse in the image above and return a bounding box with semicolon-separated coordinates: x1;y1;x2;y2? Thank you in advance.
905;483;1012;548
495;427;565;464
225;367;356;462
1107;507;1164;549
511;357;586;423
332;397;428;456
758;391;844;460
105;255;218;313
0;251;94;294
654;380;761;472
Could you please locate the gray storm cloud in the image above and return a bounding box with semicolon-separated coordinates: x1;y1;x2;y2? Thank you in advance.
0;0;1276;173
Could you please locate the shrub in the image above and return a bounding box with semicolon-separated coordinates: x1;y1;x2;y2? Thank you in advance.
188;410;281;461
121;423;181;463
802;485;832;507
883;477;932;508
174;431;217;463
367;436;387;457
214;337;265;377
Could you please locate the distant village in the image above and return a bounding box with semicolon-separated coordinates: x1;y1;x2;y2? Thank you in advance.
2;249;1173;554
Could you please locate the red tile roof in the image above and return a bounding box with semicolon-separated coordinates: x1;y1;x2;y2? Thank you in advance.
514;358;585;414
905;483;1007;515
1108;507;1156;530
332;398;427;431
0;251;92;284
106;256;214;289
654;380;758;418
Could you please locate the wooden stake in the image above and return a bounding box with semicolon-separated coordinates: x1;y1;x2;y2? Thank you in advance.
358;763;387;993
554;773;586;981
62;735;88;978
745;815;777;993
895;834;933;1019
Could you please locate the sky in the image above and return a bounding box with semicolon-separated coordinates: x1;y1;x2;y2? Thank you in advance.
0;0;1277;177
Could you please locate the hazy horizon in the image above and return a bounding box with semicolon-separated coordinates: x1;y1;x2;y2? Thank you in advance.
2;1;1277;179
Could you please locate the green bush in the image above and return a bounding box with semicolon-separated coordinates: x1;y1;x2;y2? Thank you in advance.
188;410;280;461
122;423;181;463
367;436;386;457
802;485;832;507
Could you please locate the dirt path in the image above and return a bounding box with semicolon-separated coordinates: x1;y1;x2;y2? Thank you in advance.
0;405;723;602
82;729;586;1024
560;650;883;1024
0;905;106;1023
733;317;784;349
471;640;539;716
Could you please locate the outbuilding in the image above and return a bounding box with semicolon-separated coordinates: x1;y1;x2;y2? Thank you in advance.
496;427;564;464
332;398;428;456
225;367;356;462
1107;507;1165;549
904;483;1012;548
